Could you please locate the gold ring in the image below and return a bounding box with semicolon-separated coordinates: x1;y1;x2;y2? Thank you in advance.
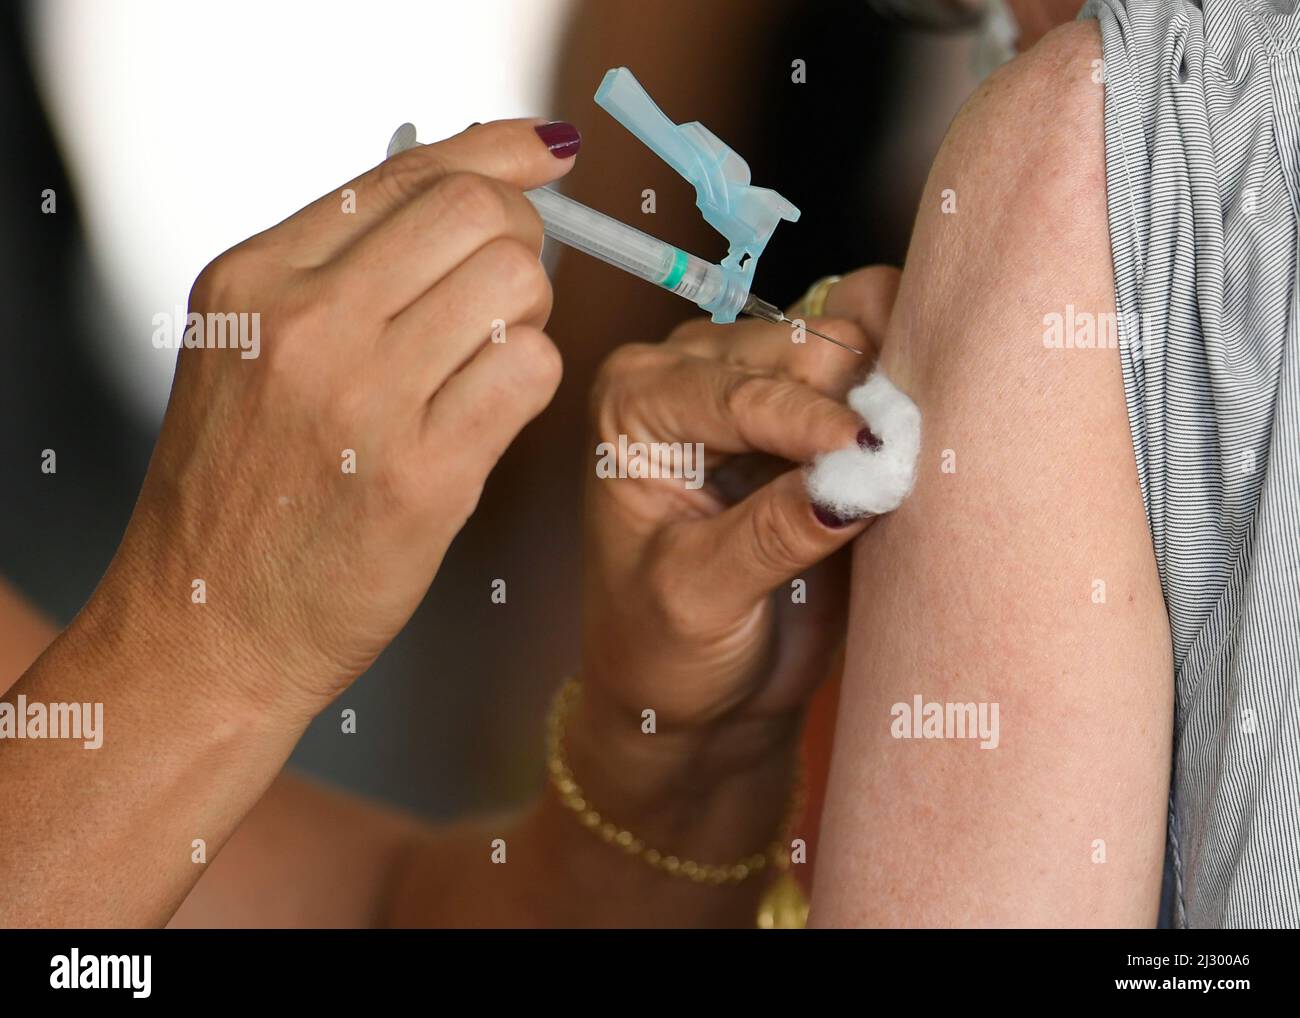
796;275;842;318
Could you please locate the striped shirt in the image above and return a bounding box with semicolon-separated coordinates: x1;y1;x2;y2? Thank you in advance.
1082;0;1300;927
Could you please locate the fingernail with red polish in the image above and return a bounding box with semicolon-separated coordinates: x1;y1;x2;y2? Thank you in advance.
467;121;482;129
857;426;883;451
813;503;857;529
535;121;581;159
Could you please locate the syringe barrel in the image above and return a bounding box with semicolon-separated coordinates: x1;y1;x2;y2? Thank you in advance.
525;187;745;320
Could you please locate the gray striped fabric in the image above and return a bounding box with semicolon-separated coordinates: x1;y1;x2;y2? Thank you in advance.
1081;0;1300;927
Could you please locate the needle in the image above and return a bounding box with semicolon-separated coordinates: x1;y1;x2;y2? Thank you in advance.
776;313;863;355
740;293;865;355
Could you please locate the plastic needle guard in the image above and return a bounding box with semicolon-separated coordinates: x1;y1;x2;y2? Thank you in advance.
594;67;800;323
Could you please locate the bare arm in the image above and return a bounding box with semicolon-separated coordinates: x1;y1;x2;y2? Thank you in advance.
812;22;1173;927
3;577;791;928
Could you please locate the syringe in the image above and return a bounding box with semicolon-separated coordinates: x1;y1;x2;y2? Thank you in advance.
525;187;861;354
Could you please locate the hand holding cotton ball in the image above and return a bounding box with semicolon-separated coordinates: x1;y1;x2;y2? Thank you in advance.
806;372;922;519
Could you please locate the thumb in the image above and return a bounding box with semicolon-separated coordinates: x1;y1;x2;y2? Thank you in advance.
687;469;874;613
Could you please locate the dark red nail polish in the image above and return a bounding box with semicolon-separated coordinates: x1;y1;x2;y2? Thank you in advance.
535;121;581;159
467;121;482;129
857;426;883;451
813;503;856;529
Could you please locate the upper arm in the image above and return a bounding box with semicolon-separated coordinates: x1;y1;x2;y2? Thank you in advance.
812;21;1173;927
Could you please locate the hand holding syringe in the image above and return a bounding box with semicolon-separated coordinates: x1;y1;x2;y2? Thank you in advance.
390;67;862;355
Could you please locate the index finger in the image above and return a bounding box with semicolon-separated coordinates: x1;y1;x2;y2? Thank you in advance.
263;118;581;263
600;351;866;465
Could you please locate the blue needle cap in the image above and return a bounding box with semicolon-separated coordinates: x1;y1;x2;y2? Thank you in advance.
594;67;800;323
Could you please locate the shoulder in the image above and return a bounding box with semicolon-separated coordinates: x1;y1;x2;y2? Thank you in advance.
977;19;1104;116
946;21;1106;217
884;21;1111;388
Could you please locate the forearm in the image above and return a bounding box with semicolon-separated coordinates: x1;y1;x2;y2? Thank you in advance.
0;577;411;928
168;772;419;928
184;697;801;929
1;574;801;929
386;687;803;928
0;588;305;927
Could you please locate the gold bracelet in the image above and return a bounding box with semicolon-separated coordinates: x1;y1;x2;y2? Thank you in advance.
545;677;807;902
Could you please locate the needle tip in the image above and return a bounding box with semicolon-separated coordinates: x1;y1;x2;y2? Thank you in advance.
768;310;863;354
802;323;864;355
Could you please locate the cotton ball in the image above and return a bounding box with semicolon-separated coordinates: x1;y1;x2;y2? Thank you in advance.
805;371;922;517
